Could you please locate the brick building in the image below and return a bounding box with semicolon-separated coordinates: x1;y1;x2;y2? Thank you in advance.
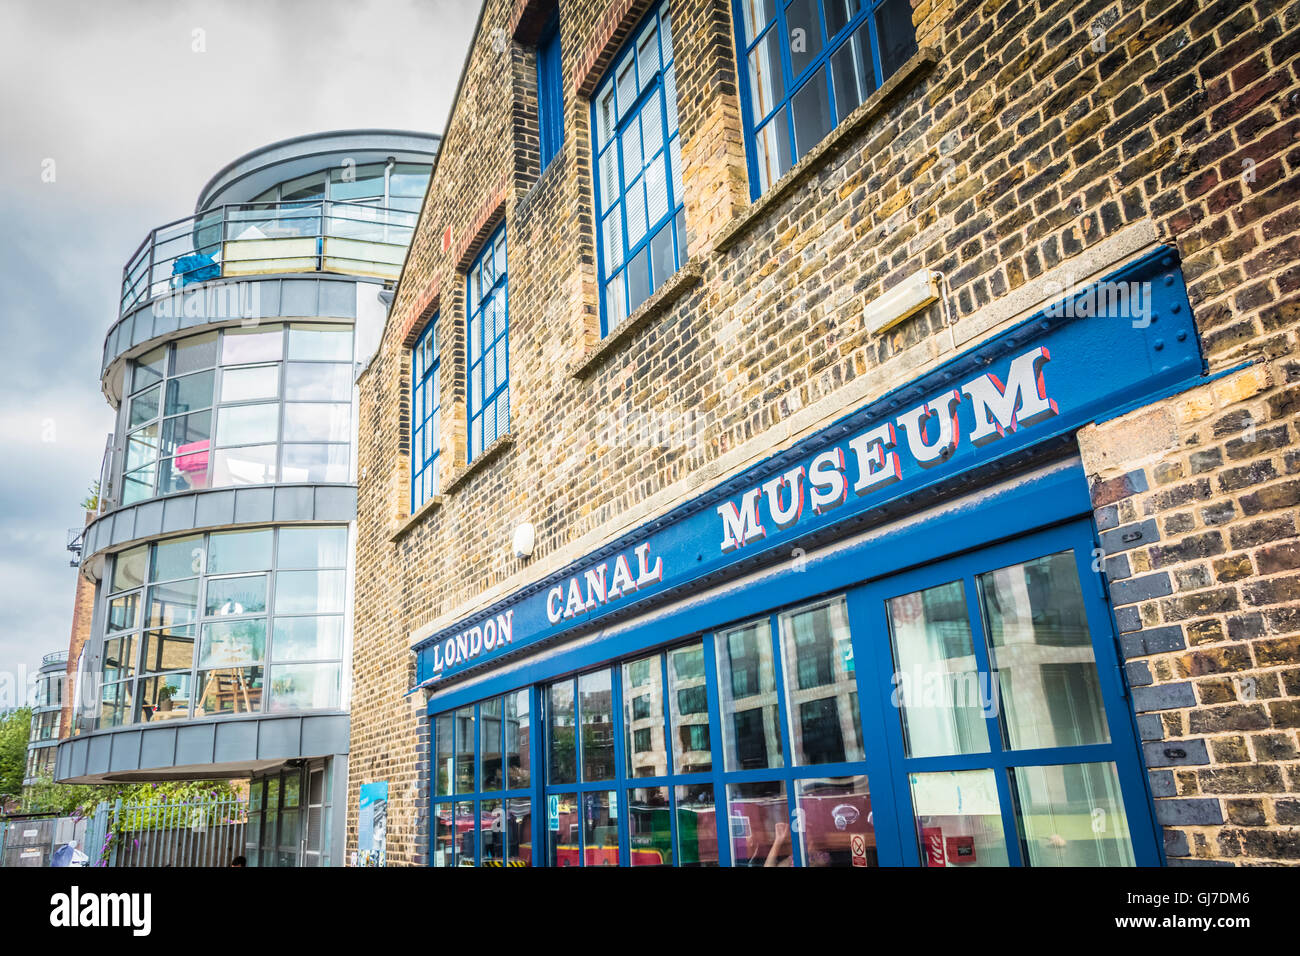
350;0;1300;866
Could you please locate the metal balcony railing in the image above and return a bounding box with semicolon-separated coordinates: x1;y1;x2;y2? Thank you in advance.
119;200;418;319
42;651;68;667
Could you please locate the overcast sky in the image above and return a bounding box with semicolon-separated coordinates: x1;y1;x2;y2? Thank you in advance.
0;0;477;703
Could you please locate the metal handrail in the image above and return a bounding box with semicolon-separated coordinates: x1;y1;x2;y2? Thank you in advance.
118;199;418;319
42;651;69;666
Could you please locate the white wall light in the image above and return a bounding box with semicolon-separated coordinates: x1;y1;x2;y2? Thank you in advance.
512;522;536;560
863;269;942;335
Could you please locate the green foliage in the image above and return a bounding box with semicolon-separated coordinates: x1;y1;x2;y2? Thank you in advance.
0;707;33;798
22;776;241;818
80;480;100;512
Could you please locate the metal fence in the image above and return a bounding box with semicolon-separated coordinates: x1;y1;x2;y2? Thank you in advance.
109;795;249;867
120;199;417;317
1;793;248;868
0;813;93;867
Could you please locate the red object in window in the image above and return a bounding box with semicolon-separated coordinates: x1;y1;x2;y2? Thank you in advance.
921;826;946;867
175;440;210;473
945;835;976;863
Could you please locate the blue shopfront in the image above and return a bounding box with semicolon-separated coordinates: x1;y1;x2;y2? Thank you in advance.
414;248;1207;867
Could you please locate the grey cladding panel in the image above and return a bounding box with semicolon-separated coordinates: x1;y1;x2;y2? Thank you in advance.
257;719;301;760
139;728;178;770
176;723;216;765
274;486;314;522
195;489;237;528
234;487;274;524
109;731;143;772
213;720;258;763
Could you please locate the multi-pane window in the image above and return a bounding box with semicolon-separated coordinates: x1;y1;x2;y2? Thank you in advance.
245;761;333;868
734;0;918;197
410;318;441;511
537;9;565;172
592;2;686;334
251;163;431;217
98;526;348;729
467;225;509;461
119;324;354;506
431;690;533;867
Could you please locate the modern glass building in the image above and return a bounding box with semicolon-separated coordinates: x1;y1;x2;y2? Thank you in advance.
54;130;438;867
24;651;67;786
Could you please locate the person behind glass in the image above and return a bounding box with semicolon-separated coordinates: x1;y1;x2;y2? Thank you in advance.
229;855;247;867
764;821;793;867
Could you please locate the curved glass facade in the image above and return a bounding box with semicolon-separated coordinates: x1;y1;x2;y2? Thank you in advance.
118;323;355;506
97;525;349;729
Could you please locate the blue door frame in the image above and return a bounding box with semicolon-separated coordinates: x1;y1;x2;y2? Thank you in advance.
425;461;1164;866
852;520;1163;867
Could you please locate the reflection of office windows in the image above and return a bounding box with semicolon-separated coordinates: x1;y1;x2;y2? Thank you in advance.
634;728;652;753
679;724;709;753
632;694;652;720
676;685;707;715
727;629;761;697
799;698;845;765
733;709;768;770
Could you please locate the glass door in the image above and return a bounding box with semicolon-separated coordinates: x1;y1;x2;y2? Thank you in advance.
852;519;1161;867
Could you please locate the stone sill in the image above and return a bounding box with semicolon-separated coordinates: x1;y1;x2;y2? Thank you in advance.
714;46;940;255
569;259;704;379
442;432;517;495
389;494;444;543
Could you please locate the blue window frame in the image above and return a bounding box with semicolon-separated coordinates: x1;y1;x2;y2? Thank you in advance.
732;0;918;198
467;224;509;462
537;9;564;172
410;317;440;511
426;519;1161;866
591;2;687;335
431;690;538;866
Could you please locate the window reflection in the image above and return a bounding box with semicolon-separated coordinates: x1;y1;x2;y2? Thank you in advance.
506;798;532;866
547;793;579;867
454;707;475;794
628;787;671;866
505;690;531;789
548;681;576;785
727;780;790;867
583;791;620;866
579;670;615;781
910;769;1009;867
779;597;863;765
887;581;990;758
795;775;875;867
481;697;504;791
118;324;353;505
668;642;711;773
717;619;782;770
623;655;666;778
978;552;1111;750
1012;761;1134;866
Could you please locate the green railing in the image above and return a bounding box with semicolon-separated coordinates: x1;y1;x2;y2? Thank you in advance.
119;200;418;318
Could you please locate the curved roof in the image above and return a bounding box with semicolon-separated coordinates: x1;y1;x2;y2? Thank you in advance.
196;128;440;211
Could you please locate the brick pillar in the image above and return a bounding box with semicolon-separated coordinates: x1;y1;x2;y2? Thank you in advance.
1078;357;1300;865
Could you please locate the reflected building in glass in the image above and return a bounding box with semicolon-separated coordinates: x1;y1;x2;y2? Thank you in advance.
24;651;67;787
53;130;438;867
